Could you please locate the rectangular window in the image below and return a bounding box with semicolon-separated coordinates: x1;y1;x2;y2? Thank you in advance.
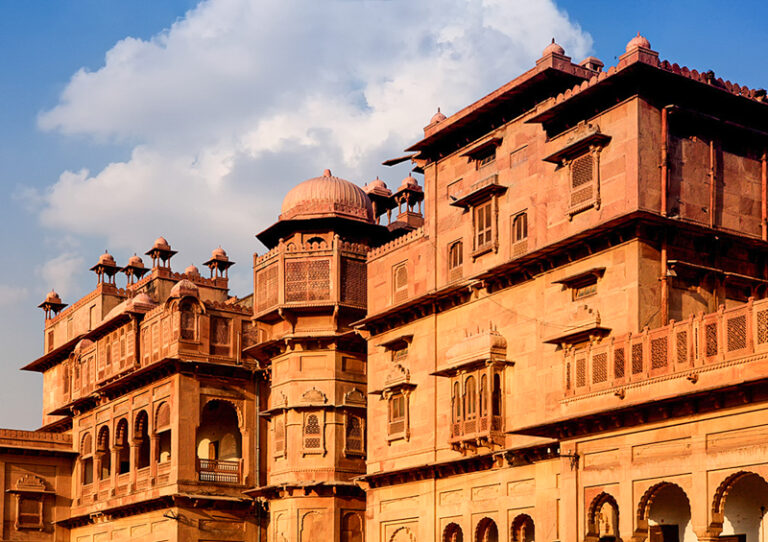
569;152;598;215
474;201;493;251
475;146;496;169
47;330;54;353
392;263;408;304
210;316;231;356
388;393;406;436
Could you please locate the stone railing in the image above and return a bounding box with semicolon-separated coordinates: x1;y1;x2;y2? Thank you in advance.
367;227;425;261
449;415;503;444
196;458;242;484
564;298;768;398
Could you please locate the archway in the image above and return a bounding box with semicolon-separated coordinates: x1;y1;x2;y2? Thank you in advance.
443;522;463;542
134;410;150;469
636;482;693;542
511;514;535;542
713;472;768;542
196;400;242;483
587;493;619;542
475;517;498;542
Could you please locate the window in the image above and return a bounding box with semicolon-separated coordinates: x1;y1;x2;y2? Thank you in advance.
345;414;364;455
392;263;408;304
16;496;43;530
180;300;196;340
512;212;528;241
274;416;286;457
80;433;93;486
474;201;494;253
97;426;110;480
573;281;598;300
115;419;130;474
210;316;231;356
303;413;323;452
388;392;406;437
155;402;171;463
134;411;150;469
476;147;496;169
446;366;505;448
464;376;477;419
47;330;54;353
448;241;463;281
568;151;600;216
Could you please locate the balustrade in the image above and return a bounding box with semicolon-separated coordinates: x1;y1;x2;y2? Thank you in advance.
565;299;768;397
196;458;242;484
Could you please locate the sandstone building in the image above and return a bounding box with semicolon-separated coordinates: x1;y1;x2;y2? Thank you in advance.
3;34;768;542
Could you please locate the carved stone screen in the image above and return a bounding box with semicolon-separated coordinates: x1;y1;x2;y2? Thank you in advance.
256;264;279;312
286;259;331;302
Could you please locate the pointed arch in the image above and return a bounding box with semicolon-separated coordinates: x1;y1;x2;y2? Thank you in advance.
475;517;498;542
510;514;535;542
443;522;463;542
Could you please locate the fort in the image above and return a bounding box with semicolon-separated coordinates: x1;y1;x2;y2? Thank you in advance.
3;34;768;542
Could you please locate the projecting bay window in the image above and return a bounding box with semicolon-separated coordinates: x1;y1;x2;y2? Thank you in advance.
434;327;509;452
445;365;505;450
448;174;507;259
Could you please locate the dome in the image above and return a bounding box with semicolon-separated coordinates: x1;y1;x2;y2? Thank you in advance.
184;264;200;277
543;38;565;56
400;175;420;190
152;237;171;250
98;251;116;266
44;290;62;304
430;107;447;125
366;178;387;191
626;32;651;52
130;293;154;309
169;279;199;299
280;169;374;223
211;246;228;260
127;254;144;268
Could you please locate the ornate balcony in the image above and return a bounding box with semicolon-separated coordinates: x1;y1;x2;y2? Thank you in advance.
196;458;242;484
564;298;768;399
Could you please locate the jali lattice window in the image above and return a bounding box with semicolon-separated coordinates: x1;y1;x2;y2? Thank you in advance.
303;413;322;452
345;414;364;455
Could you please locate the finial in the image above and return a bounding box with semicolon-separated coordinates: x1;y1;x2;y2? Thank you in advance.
323;168;332;177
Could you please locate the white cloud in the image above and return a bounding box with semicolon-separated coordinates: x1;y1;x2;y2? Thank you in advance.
34;0;592;268
36;253;86;300
0;285;29;307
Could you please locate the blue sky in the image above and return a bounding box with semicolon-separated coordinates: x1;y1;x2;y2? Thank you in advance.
0;0;765;429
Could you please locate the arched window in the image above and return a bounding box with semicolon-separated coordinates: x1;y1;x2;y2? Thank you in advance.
341;512;364;542
464;376;476;419
492;373;501;416
511;514;534;542
443;522;463;542
479;374;488;416
393;263;408;304
449;241;463;278
196;400;242;483
476;517;498;542
80;433;94;486
345;414;364;455
155;402;172;463
97;426;110;480
115;419;130;474
179;299;196;340
134;411;150;469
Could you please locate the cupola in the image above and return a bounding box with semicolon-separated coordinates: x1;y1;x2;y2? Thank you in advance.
38;290;67;319
145;236;177;269
122;254;149;284
203;246;235;279
90;251;119;285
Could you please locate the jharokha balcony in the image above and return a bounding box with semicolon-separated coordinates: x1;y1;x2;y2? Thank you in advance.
196;458;242;484
563;298;768;403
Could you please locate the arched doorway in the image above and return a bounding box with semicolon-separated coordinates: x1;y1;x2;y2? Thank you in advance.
587;493;619;542
475;517;498;542
196;400;242;483
713;472;768;542
511;514;535;542
637;482;693;542
443;522;463;542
